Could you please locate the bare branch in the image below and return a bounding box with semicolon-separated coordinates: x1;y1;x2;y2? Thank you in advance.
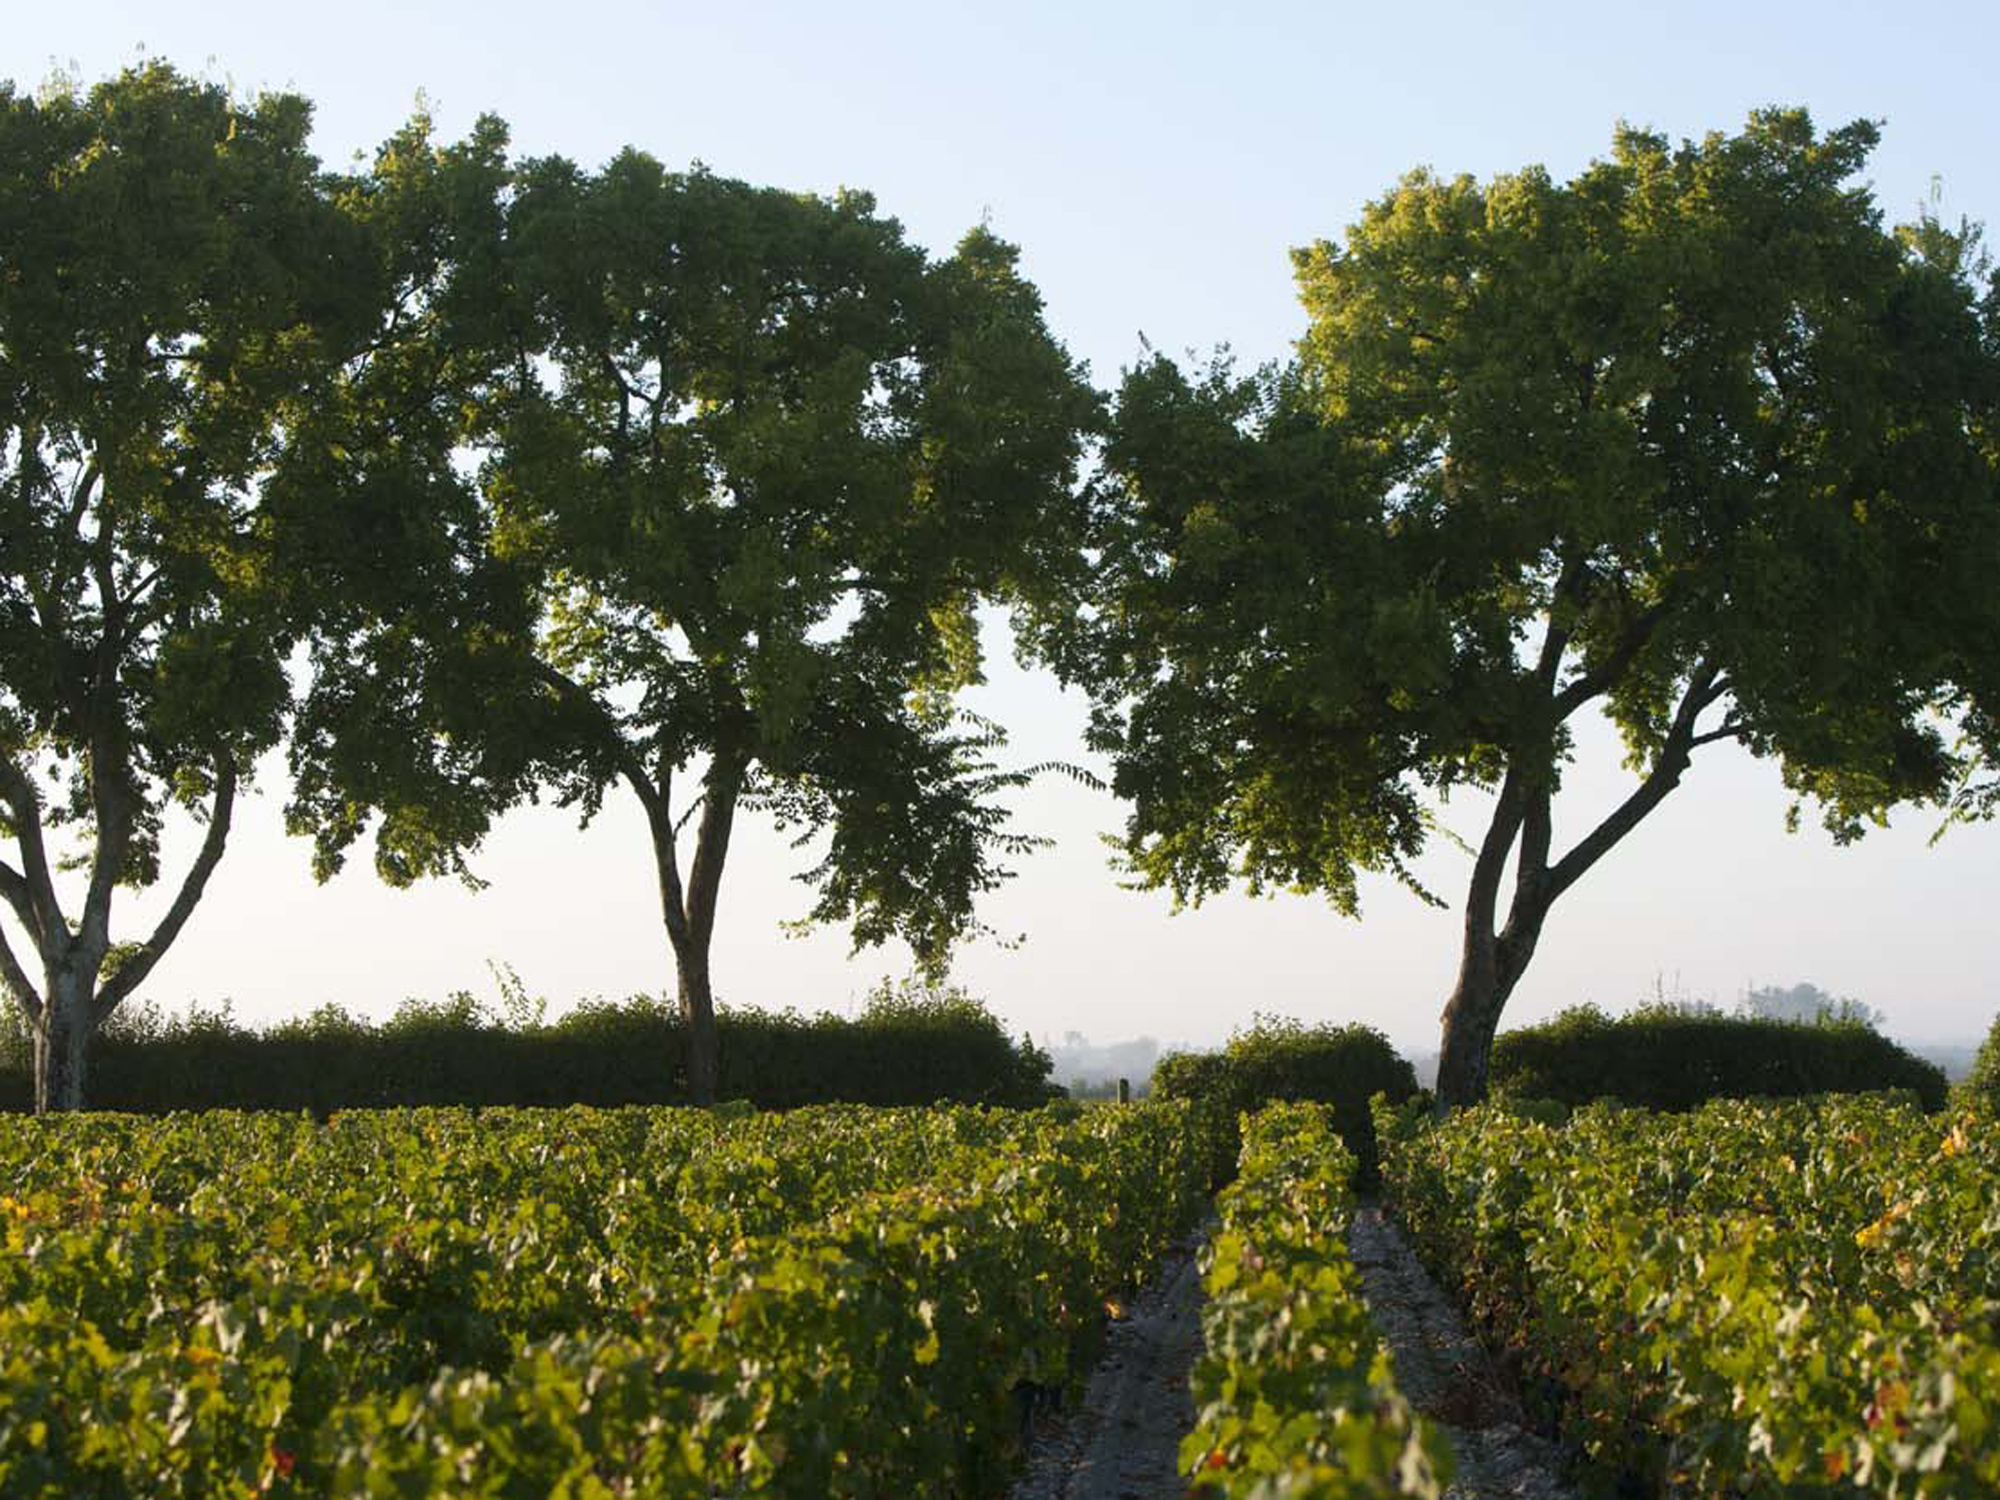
94;757;238;1019
1517;779;1552;888
1464;762;1530;947
1545;660;1722;906
524;655;707;950
673;795;706;838
0;758;67;951
81;668;136;952
651;751;691;951
61;459;100;550
0;919;40;1031
1690;717;1748;749
1551;598;1673;721
684;754;743;948
88;506;121;619
1531;549;1590;693
124;564;165;609
0;857;37;934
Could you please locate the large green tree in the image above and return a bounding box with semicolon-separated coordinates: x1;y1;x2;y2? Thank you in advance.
1046;111;2000;1110
288;144;1096;1101
0;67;387;1111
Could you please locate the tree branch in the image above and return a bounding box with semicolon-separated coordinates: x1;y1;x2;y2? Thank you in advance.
94;757;237;1019
524;657;708;954
525;656;665;824
0;918;40;1031
1690;717;1748;749
651;751;691;952
81;655;135;952
1516;779;1552;889
88;506;122;620
684;753;743;949
1551;598;1672;721
1544;659;1722;906
0;758;66;952
1464;762;1530;949
0;857;38;935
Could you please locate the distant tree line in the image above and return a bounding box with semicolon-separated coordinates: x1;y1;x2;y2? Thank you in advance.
4;66;1996;1113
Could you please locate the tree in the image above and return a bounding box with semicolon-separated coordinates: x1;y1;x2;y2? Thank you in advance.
1044;111;2000;1110
287;145;1096;1102
0;66;378;1111
1739;981;1883;1028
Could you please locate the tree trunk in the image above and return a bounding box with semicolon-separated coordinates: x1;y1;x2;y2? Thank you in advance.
1435;959;1516;1113
675;942;720;1105
33;962;99;1115
1432;662;1724;1114
642;754;742;1108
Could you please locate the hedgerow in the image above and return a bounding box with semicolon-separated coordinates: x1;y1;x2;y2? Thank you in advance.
1487;1004;1948;1112
0;977;1058;1113
1152;1017;1419;1187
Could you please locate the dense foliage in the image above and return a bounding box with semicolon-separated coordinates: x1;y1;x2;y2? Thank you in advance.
1034;108;2000;1109
1489;1004;1948;1111
286;122;1097;1104
0;1100;1212;1497
1152;1017;1418;1186
1375;1092;1999;1496
1966;1010;2000;1111
0;65;396;1111
0;983;1056;1114
1185;1102;1447;1497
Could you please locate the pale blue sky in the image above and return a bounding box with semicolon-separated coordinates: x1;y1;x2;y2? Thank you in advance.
10;2;1999;1053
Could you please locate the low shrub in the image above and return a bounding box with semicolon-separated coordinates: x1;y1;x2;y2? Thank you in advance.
1152;1015;1419;1187
0;975;1058;1113
1966;1010;2000;1113
1489;1003;1949;1112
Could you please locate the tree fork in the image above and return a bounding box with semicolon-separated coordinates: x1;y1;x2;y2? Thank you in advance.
640;752;744;1106
1434;662;1727;1112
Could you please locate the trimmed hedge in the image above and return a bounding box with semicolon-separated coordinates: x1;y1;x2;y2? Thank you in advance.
1151;1016;1419;1187
1489;1004;1949;1112
0;979;1059;1114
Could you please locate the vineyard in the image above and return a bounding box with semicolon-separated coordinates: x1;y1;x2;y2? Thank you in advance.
0;1102;1215;1497
3;1090;1997;1497
1376;1092;1999;1497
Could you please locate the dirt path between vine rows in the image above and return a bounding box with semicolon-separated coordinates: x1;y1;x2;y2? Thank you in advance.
1006;1218;1209;1500
1347;1204;1578;1500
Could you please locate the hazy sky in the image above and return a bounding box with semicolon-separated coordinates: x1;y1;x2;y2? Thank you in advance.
10;2;1999;1055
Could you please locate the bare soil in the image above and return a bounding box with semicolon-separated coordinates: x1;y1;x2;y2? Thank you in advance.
1346;1204;1578;1500
1006;1219;1209;1500
1008;1202;1577;1500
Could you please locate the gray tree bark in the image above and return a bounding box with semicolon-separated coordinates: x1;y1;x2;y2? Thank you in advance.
33;959;100;1114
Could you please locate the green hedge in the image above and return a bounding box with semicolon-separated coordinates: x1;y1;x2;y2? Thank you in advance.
0;979;1059;1113
1152;1016;1419;1187
1489;1004;1949;1112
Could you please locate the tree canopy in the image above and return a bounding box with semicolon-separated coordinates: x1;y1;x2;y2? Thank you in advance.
287;138;1097;1099
0;65;382;1110
1045;110;2000;1108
